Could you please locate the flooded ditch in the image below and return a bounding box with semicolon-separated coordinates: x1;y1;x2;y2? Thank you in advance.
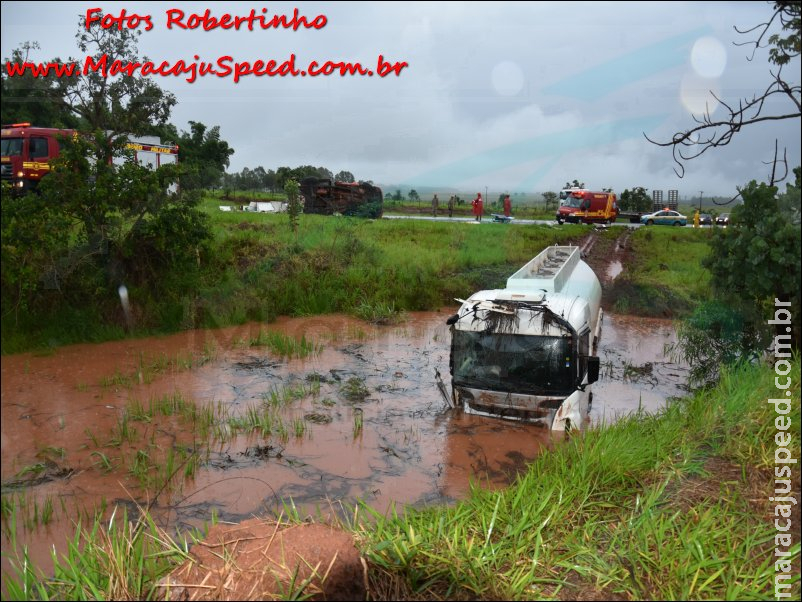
1;310;687;574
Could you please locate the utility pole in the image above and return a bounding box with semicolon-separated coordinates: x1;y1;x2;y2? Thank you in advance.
699;190;703;213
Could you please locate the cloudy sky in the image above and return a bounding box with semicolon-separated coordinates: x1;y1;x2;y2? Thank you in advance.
2;1;800;198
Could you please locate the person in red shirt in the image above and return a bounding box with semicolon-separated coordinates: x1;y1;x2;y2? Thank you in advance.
472;193;483;221
503;194;511;217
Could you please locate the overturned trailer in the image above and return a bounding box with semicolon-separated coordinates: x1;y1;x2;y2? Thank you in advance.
445;245;602;431
300;177;383;218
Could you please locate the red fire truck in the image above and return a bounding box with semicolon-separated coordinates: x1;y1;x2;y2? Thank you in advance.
556;189;618;225
1;123;179;194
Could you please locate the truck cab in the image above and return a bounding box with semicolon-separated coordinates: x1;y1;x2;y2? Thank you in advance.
556;190;618;225
448;246;602;431
1;123;74;193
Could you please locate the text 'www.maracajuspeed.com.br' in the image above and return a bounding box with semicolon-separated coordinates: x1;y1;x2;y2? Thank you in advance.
5;53;409;83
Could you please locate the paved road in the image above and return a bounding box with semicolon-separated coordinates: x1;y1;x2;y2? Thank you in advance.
382;214;643;227
382;215;712;229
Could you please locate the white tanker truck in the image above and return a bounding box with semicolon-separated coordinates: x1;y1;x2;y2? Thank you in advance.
443;245;602;431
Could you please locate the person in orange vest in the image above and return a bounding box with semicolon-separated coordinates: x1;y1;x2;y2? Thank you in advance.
503;194;511;217
473;192;483;221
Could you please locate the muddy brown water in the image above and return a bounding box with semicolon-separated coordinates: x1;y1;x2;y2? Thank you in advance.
1;310;686;576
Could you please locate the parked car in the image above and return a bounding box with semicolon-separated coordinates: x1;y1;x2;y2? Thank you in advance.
715;213;731;226
640;210;688;226
699;213;713;225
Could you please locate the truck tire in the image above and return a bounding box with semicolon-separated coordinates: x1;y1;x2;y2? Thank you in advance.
646;219;654;226
556;216;564;225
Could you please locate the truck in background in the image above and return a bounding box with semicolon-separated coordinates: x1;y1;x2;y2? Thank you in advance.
444;245;602;431
300;177;383;218
1;123;179;194
556;189;618;224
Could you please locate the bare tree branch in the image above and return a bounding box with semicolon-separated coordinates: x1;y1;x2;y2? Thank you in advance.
647;1;801;193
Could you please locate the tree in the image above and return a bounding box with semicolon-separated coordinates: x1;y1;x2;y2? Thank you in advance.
564;180;585;189
1;14;211;335
670;167;801;382
170;121;234;191
335;170;355;183
619;187;651;212
1;42;81;128
542;192;559;211
276;166;293;190
285;178;302;234
705;169;801;336
408;189;420;201
51;13;176;164
647;1;800;184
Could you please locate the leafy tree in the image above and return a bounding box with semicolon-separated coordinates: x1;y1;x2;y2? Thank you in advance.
51;13;176;164
1;42;80;128
619;187;651;212
285;178;302;233
647;1;800;183
564;180;585;189
542;192;559;211
263;168;278;192
276;166;293;190
174;122;234;190
408;189;420;201
335;170;355;183
1;133;210;332
672;168;801;380
1;14;211;339
392;189;403;201
705;169;801;334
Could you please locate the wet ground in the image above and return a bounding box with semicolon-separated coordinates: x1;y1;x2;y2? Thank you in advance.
1;310;686;575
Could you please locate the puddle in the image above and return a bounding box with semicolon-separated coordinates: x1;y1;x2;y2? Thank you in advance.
591;312;687;425
1;310;686;575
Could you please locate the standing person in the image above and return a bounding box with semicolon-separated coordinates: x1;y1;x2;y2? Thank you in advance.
503;194;511;218
473;192;483;221
447;195;455;218
432;194;439;217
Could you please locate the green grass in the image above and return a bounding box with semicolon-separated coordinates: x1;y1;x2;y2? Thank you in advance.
3;211;585;353
609;227;713;317
248;329;323;358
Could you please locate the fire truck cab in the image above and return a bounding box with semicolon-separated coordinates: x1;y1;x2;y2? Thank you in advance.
1;123;73;193
556;189;618;225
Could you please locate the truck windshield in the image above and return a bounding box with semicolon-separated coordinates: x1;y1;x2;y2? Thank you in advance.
1;138;23;156
452;331;575;395
564;196;584;208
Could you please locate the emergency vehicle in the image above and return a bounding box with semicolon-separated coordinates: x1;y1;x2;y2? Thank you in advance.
1;123;179;194
556;189;618;225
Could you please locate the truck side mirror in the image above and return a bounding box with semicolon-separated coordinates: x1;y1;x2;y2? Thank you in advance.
587;356;600;384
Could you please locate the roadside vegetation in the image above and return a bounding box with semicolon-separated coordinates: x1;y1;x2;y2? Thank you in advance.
607;227;713;317
2;356;798;600
2;196;587;353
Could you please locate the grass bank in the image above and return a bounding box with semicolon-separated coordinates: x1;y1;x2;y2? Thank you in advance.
608;226;713;317
1;204;586;353
3;358;798;600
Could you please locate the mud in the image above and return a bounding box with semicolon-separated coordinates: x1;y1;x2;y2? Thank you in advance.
1;310;685;576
